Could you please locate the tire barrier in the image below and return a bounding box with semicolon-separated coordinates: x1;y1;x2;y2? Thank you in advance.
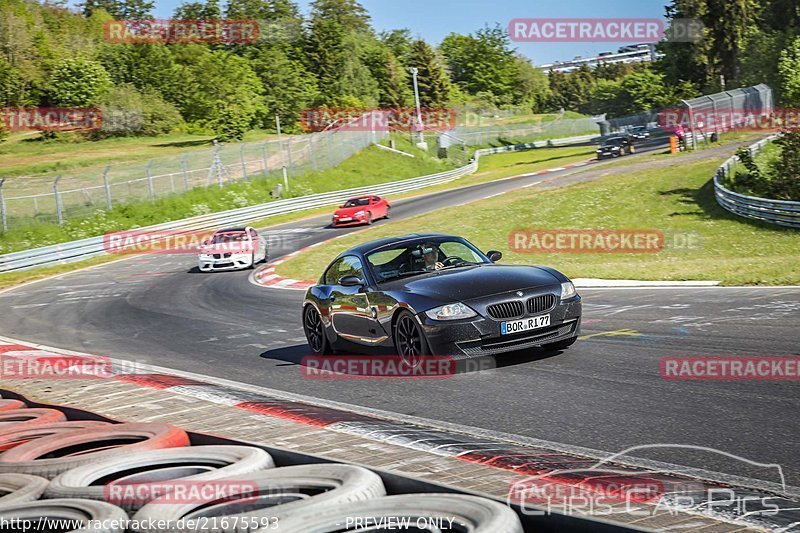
0;408;67;429
0;423;190;478
0;421;110;452
0;400;26;412
131;464;387;532
46;446;275;511
0;397;526;532
0;474;49;504
272;494;525;533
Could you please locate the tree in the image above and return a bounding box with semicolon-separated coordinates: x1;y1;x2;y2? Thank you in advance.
307;0;370;34
181;50;265;139
589;79;627;117
47;58;112;106
173;0;221;20
657;0;712;91
620;70;676;111
379;29;414;65
704;0;760;88
305;0;377;105
440;25;518;105
548;65;595;113
778;36;800;106
513;56;550;112
246;47;318;129
408;39;450;107
0;57;25;106
362;43;411;107
82;0;153;18
97;44;185;106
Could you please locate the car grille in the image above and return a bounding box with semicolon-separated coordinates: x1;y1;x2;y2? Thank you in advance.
457;320;578;357
486;301;524;320
527;294;556;314
213;253;232;259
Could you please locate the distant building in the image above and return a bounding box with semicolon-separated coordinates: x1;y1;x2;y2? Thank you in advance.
537;43;661;73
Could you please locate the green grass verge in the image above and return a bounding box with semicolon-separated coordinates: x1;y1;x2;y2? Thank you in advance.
276;151;800;286
0;129;282;178
0;140;452;255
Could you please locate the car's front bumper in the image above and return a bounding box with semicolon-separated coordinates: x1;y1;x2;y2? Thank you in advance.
332;217;368;227
198;254;253;272
418;296;582;358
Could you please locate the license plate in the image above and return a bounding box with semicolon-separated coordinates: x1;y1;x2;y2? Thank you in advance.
501;314;551;335
338;218;352;222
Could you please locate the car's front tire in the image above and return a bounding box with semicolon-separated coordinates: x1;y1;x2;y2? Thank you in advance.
304;305;330;355
393;310;431;361
543;336;577;351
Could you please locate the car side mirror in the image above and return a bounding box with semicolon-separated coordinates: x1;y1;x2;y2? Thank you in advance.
339;275;364;287
487;250;502;262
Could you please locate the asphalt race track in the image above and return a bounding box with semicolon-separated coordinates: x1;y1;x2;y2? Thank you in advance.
1;143;798;489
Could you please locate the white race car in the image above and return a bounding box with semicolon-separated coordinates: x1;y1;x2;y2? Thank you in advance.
198;227;267;272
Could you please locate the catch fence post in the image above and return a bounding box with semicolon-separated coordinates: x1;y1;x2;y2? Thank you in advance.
102;166;112;210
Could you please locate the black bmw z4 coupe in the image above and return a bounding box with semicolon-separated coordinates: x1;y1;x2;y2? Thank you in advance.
302;234;582;358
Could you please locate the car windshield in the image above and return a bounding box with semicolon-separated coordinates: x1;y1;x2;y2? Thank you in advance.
343;198;370;208
603;138;625;146
366;238;488;282
209;232;247;244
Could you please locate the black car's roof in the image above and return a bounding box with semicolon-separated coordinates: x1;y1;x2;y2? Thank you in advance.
216;227;248;233
341;233;455;256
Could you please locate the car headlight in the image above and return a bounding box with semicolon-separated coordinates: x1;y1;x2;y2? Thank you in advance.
425;302;477;321
560;281;577;299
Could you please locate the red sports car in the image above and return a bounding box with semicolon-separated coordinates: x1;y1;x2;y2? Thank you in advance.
331;195;391;227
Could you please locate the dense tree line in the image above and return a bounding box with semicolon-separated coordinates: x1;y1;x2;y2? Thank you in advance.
0;0;550;140
1;0;800;140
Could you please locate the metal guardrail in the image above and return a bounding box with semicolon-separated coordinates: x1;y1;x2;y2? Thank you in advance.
0;134;604;273
473;134;598;154
713;135;800;229
0;161;478;273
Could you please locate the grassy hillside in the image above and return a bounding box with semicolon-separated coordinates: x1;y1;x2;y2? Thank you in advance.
276;150;800;285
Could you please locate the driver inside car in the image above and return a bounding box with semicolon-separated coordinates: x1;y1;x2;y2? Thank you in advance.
422;243;445;271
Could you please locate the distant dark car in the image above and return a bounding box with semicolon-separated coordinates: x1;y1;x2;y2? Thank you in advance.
597;136;635;159
628;126;650;141
302;234;582;358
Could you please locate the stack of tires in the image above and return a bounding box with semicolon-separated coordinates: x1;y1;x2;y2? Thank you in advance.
0;396;523;532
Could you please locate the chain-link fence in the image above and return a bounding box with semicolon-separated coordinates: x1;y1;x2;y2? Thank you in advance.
604;84;774;145
0;116;388;232
678;84;774;149
442;113;603;147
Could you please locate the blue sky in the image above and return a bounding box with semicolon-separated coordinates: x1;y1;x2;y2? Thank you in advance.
145;0;670;64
